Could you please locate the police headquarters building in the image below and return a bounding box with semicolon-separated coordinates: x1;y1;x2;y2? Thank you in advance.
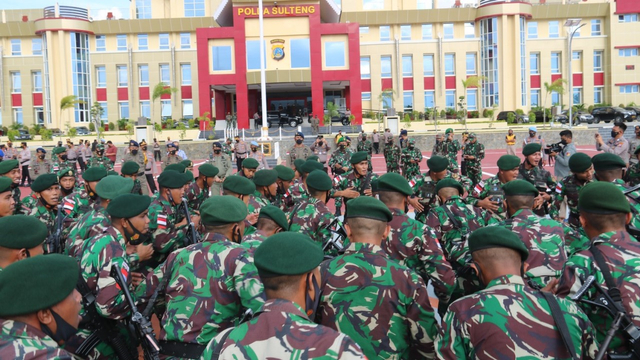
0;0;637;130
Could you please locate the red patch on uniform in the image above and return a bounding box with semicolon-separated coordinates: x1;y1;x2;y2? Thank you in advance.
63;199;75;215
157;214;167;230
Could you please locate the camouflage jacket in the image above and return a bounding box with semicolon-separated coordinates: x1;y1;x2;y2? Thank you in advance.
0;319;74;360
318;242;438;360
611;178;640;230
148;194;187;266
384;144;402;172
62;188;94;219
436;274;598;359
201;299;366;360
65;206;110;259
410;172;474;223
551;175;593;227
240;231;268;254
332;171;379;209
328;149;352;174
288;197;336;251
186;182;208;212
401;147;423;178
382;208;456;303
11;187;24;215
443;139;461;169
21;191;39;211
468;175;509;220
627;161;640;186
87;157;113;171
247;191;271;215
274;183;298;213
498;209;567;288
30;159;53;179
432;141;445;157
461;142;485;167
28;204;58;237
517;163;556;213
135;232;265;345
356;140;372;154
556;230;640;352
51;160;73;174
221;143;233;158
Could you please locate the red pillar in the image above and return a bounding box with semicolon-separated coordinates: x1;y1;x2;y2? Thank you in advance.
214;90;226;121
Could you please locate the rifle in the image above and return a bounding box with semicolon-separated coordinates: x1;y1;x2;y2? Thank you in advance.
358;172;373;196
46;204;65;254
110;264;161;360
322;218;347;259
181;198;201;246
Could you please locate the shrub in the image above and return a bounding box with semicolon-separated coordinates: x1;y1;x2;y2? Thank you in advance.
7;130;19;142
68;127;77;138
108;122;115;132
619;103;626;108
439;110;446;118
528;112;536;123
89;122;96;131
486;109;495;120
515;109;524;115
482;108;490;118
507;112;516;124
117;118;128;130
39;128;53;141
188;119;196;129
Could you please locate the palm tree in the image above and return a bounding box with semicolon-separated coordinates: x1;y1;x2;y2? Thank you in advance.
460;76;485;131
60;95;83;132
324;101;339;127
378;88;396;112
151;82;178;125
542;78;567;127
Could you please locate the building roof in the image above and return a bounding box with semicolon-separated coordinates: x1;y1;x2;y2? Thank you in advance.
214;0;341;27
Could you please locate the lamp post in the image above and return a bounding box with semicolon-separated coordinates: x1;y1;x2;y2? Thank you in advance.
564;19;585;128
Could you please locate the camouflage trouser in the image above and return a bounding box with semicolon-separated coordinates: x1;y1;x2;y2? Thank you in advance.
466;163;482;186
402;165;420;181
334;196;343;213
386;165;400;174
447;159;459;173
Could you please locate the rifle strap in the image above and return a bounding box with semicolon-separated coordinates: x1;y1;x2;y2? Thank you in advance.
159;340;207;359
211;328;234;360
442;205;465;233
590;245;625;309
142;257;176;319
541;291;579;360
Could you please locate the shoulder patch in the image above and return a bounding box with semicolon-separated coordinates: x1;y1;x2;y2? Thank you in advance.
473;181;485;195
555;182;563;193
157;214;168;229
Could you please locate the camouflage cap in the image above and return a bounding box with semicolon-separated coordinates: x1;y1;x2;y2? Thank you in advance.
181;160;193;168
96;175;134;200
200;195;248;226
83;167;108;182
293;159;306;171
158;170;190;189
107;194;151;218
497;155;521;171
254;232;323;278
522;143;542;156
579;181;630;214
301;160;324;174
435;178;464;195
253;169;278;187
502;179;538;197
274;165;295;181
306;170;332;191
52;147;67;155
468;132;477;139
346;196;393;222
377;172;413;196
468;226;529;261
0;254;79;317
427;156;449;172
569;153;592;173
0;215;47;250
0;160;19;175
223;176;256;195
350;151;368;164
164;163;187;173
198;164;220;177
121;161;140;175
408;138;416;145
58;167;76;179
592;153;627;171
96;144;105;151
0;177;12;193
31;173;59;192
258;205;289;231
242;158;260;169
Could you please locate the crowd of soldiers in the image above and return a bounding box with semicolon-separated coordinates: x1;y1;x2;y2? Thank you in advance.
2;125;640;360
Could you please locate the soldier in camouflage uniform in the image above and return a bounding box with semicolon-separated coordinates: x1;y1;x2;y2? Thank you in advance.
163;143;183;171
377;173;456;305
236;157;259;179
272;165;296;213
550;153;594;232
556;181;640;355
331;152;377;217
247;169;278;216
318;197;438;359
136;196;265;357
209;142;233;196
0;160;24;215
0;178;16;218
287;132;312;167
241;205;288;253
442;128;461;173
401;138;423;180
383;137;402;174
328;136;352;176
287;160;323;210
0;255;81;360
222;138;234;159
57;167;77;198
88;144;114;171
461;133;485;186
120;161;142;194
121;140;149;195
517;143;556;217
436;226;598;359
203;232;366;359
30;147;53;180
50;147;73;175
356;133;373;172
432;133;445;156
185;164;218;212
61;167;107;219
498;180;567;289
27;174;64;246
469;154;521;221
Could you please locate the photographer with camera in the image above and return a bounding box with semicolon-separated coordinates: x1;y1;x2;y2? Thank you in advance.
596;122;629;165
310;135;330;167
549;130;576;179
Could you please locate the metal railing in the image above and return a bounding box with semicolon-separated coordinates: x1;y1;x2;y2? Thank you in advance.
43;5;89;20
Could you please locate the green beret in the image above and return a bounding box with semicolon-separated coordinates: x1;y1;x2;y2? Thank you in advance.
164;163;186;173
579;181;630;214
158;170;190;189
181;160;193;168
337;137;346;144
201;195;248;226
253;169;278;187
274;165;295;181
427;156;448;172
350;151;368;165
96;144;105;151
502;179;538;197
0;215;48;249
242;158;260;169
259;205;289;231
0;160;19;175
107;194;151;218
0;177;12;193
121;161;140;175
346;196;392;222
569;153;592;173
198;164;219;177
445;128;453;134
58;167;76;178
293;159;306;171
468;226;529;261
435;178;464;194
522;143;542;156
371;179;379;193
592;153;627;171
0;254;79;317
223;176;256;195
254;232;323;278
377;173;413;196
107;170;118;176
185;170;194;182
52;147;67;155
307;155;320;162
497;155;521;171
96;176;134;200
306;170;333;191
31;173;59;192
635;146;640;155
83;167;108;182
301;160;324;174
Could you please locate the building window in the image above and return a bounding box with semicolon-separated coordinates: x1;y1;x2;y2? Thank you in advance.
34;107;44;125
594;50;603;72
160;64;170;83
480;17;499;108
363;0;384;10
467;89;477;111
96;35;106;51
380;26;390;41
401;25;411;41
591;19;601;36
212;46;232;71
32;38;42;55
159;33;169;50
549;21;559;38
325;41;346;67
381;55;392;78
446;90;456;108
403;91;413;111
117;34;127;51
290;38;310;68
528;22;538;39
551;52;561;74
619;48;639;57
619;14;639;23
180;33;190;49
161;100;171;119
445;54;455;76
423;54;434;76
246;40;264;70
572;51;582;60
402;55;412;77
466;53;476;75
182;100;193;119
98;102;108;121
551;91;560;106
32;71;42;92
139;65;149;87
573;87;583;104
620;85;640;93
10;72;21;93
184;0;205;17
136;0;151;19
531;89;540;107
424;91;435;108
359;27;369;34
465;23;475;38
530;53;540;75
138;34;148;50
181;64;191;85
117;66;128;87
443;23;454;39
594;87;603;104
520;16;527;107
362;92;371;101
140;101;150;119
70;32;90;123
119;102;129;119
417;0;433;9
13;108;23;125
10;39;21;56
96;66;106;88
422;24;433;40
361;57;371;79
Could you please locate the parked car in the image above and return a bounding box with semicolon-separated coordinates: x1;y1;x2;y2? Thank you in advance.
14;129;32;140
75;126;91;135
625;107;640;117
591;106;636;123
554;110;596;124
51;128;64;137
496;111;529;123
324;110;351;125
266;111;303;128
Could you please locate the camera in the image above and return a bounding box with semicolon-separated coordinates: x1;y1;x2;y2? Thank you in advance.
544;142;564;155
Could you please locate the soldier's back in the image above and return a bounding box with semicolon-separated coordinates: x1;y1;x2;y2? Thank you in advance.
0;319;74;360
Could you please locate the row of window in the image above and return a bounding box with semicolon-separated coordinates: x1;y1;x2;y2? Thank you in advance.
135;0;205;19
10;38;42;56
95;33;191;52
362;89;477;111
95;63;192;88
361;53;476;79
9;71;41;93
361;23;475;42
527;19;602;39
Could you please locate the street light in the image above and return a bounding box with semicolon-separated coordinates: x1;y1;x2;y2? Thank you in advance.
564;19;585;128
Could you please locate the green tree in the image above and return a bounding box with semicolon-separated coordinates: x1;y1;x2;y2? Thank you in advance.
90;102;104;139
152;82;178;124
324;101;339;127
378;88;396;110
542;78;567;126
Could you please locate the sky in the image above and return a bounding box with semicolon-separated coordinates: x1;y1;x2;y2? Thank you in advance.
0;0;131;20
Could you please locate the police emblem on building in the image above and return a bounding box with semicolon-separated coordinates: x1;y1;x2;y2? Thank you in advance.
271;39;285;61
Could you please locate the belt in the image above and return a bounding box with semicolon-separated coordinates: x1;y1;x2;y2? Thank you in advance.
159;340;206;359
68;158;77;161
236;152;246;155
136;172;144;176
